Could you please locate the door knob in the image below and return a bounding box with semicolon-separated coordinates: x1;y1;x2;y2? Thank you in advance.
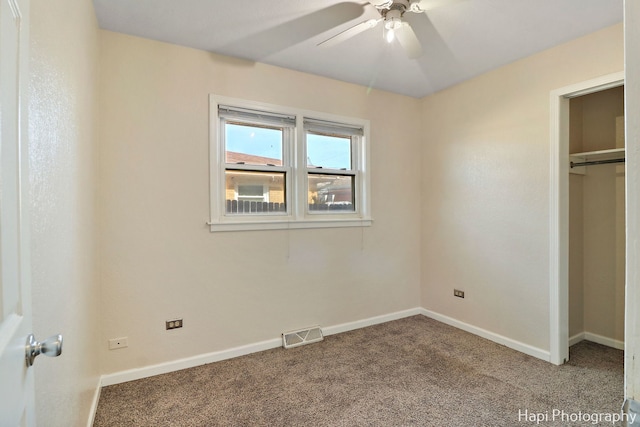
25;334;63;367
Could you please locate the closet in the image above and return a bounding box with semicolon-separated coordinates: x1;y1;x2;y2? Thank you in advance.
568;85;625;349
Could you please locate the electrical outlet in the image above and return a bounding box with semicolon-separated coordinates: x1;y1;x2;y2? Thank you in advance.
166;318;183;330
454;289;465;298
108;337;128;350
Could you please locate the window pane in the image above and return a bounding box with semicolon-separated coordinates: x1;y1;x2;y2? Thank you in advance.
225;122;283;166
238;185;264;198
306;133;351;170
225;170;286;214
308;174;354;212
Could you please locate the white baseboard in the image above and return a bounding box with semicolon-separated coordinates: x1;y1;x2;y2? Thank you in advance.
100;307;423;387
569;332;585;347
570;331;624;350
623;399;640;427
419;308;551;362
100;337;282;387
322;307;424;336
87;377;101;427
584;332;625;350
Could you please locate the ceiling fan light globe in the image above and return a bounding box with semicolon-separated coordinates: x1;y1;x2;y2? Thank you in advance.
385;28;395;43
384;17;402;30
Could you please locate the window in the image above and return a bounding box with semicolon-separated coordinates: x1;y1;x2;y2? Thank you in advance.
209;96;371;231
305;119;359;212
220;109;292;216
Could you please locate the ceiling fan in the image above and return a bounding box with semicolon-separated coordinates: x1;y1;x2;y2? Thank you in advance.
318;0;458;59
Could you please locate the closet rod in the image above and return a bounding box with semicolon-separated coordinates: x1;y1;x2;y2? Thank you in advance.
570;158;625;168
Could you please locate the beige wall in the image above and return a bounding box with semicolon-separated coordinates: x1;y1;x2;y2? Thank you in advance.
569;87;625;343
28;0;101;425
421;24;623;352
18;1;636;421
98;31;422;374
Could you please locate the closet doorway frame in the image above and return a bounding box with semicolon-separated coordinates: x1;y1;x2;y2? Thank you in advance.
549;71;625;365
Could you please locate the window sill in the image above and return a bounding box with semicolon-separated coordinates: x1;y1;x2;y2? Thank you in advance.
208;217;373;232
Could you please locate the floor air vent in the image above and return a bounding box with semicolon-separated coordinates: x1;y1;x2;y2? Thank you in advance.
282;326;323;349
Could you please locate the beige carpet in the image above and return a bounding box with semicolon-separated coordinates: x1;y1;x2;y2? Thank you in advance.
93;316;624;426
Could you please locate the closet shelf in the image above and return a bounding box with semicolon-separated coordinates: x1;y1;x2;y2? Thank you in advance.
570;148;625;161
570;148;625;174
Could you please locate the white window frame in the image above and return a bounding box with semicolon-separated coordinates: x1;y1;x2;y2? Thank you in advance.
209;95;372;232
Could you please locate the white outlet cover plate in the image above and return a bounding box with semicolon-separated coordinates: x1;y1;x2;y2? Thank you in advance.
108;337;128;350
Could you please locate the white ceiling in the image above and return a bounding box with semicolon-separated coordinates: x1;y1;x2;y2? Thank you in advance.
93;0;623;98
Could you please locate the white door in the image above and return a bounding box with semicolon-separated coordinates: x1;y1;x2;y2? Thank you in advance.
0;0;35;425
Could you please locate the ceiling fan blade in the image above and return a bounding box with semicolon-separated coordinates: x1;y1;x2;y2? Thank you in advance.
219;2;366;60
410;0;464;13
318;18;382;48
396;22;423;59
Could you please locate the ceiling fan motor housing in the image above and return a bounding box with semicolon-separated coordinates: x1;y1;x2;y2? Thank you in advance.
318;0;427;59
382;1;408;29
384;9;403;30
375;0;412;12
369;0;394;7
